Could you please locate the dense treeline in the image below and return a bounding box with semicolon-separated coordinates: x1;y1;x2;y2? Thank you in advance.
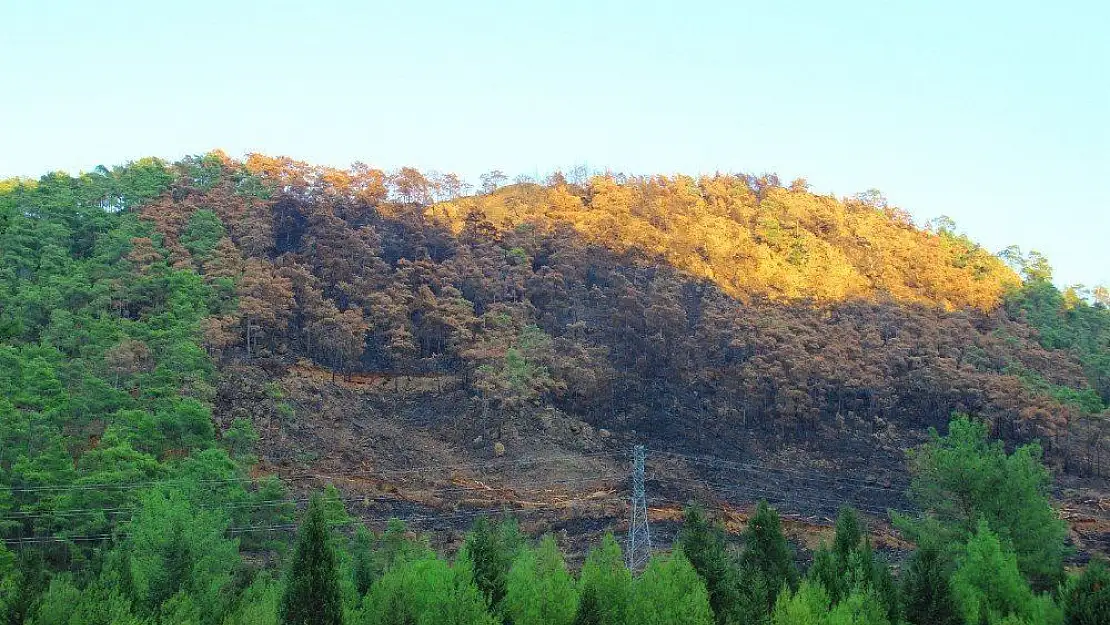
2;415;1107;624
0;158;292;555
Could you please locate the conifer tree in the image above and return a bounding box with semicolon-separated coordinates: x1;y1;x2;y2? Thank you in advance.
950;520;1061;625
900;544;960;625
865;550;900;625
771;580;831;625
351;525;376;597
809;509;860;605
504;534;578;625
832;506;862;565
1061;560;1110;625
827;589;891;625
28;576;84;625
375;518;432;575
322;485;350;525
740;500;798;616
126;488;238;622
896;415;1068;589
627;549;714;625
360;554;495;625
281;494;343;625
573;591;606;625
809;546;845;607
574;533;631;625
0;544;16;622
223;575;282;625
678;504;742;625
772;582;891;625
809;507;899;622
4;549;48;625
457;515;523;613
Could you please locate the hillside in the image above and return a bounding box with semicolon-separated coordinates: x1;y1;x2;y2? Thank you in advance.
429;176;1019;310
2;152;1110;566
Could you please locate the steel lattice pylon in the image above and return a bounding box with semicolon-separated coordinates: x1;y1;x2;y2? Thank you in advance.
626;445;652;572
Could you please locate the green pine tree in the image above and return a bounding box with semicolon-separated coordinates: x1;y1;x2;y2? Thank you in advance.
627;549;714;625
574;534;631;625
126;488;239;622
772;582;890;625
322;484;351;525
457;515;523;612
375;518;432;576
351;525;376;597
1061;560;1110;625
847;540;900;623
827;589;891;625
833;506;862;565
180;209;227;259
809;546;846;608
740;500;798;617
4;549;49;625
950;520;1061;625
504;534;579;625
901;544;960;625
359;554;495;625
0;544;14;620
224;574;283;625
281;494;343;625
895;415;1068;589
809;507;864;605
808;507;899;622
678;504;742;625
771;580;831;625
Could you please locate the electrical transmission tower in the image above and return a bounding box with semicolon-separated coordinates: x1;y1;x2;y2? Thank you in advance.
626;445;652;572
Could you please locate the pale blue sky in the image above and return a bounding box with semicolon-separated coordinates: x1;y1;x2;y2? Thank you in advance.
3;1;1107;287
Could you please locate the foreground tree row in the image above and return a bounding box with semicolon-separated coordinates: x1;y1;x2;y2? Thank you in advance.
2;416;1108;625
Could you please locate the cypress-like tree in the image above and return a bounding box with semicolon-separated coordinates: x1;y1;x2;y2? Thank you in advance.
360;554;495;625
281;494;343;625
457;515;523;612
351;525;376;597
0;544;15;621
856;542;900;625
574;533;631;625
809;506;899;621
740;500;797;615
678;504;742;625
832;506;862;565
811;506;870;604
627;549;714;625
949;520;1061;625
504;534;579;625
574;588;605;625
808;546;845;606
901;544;960;625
